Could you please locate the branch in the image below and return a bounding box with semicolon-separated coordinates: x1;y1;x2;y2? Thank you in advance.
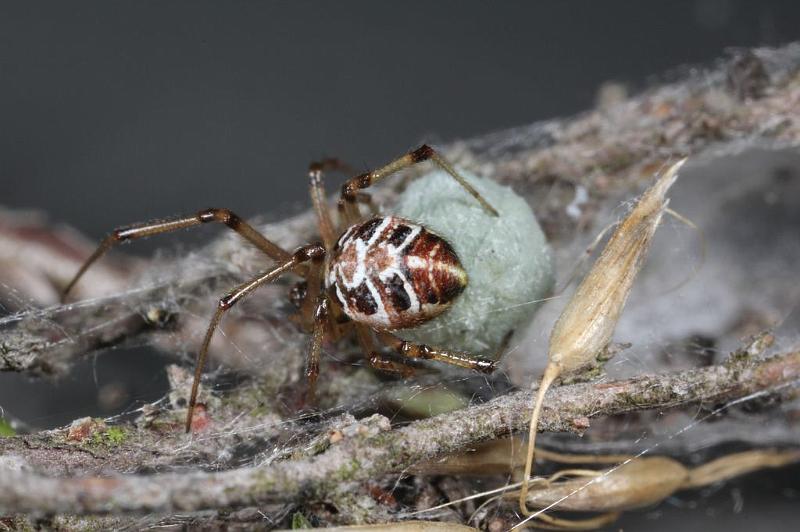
1;347;798;515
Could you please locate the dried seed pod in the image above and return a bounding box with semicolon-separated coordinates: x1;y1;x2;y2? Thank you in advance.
523;457;689;513
519;159;687;515
511;449;800;528
684;448;800;488
412;440;799;529
411;437;633;476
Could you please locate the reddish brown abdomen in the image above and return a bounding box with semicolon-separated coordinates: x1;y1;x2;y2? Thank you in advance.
326;216;467;330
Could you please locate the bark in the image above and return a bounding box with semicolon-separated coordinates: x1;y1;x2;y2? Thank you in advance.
0;346;798;515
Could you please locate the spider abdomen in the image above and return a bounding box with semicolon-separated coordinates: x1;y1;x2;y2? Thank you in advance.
326;216;467;330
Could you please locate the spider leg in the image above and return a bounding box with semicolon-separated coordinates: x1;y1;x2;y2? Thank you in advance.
308;158;379;239
62;208;293;301
308;160;342;249
339;144;499;219
297;251;323;331
377;331;497;373
304;296;328;401
351;323;414;377
340;191;379;221
310;157;358;177
367;351;416;377
186;243;325;433
354;192;378;214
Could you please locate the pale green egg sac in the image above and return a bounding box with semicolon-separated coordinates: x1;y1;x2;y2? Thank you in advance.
394;170;554;360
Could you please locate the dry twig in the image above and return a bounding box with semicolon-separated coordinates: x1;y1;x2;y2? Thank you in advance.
1;346;798;515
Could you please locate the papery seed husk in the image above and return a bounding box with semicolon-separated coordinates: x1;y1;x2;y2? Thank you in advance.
549;159;685;373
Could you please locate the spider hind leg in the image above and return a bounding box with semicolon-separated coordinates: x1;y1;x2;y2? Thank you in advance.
377;331;497;374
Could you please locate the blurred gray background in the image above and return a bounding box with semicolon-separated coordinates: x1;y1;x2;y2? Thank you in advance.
1;1;799;529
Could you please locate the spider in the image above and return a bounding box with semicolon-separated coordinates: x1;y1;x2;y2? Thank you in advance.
61;145;502;433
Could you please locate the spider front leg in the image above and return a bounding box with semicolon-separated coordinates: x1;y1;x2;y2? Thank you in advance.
309;158;378;237
338;144;499;221
309;159;354;249
186;242;326;433
62;208;293;300
377;331;497;374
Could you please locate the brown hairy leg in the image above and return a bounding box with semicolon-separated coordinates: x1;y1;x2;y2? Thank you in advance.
62;208;292;300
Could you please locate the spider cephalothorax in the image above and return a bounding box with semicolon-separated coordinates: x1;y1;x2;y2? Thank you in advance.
60;144;501;432
327;215;467;330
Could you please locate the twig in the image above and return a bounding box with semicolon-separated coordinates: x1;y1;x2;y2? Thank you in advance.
0;348;798;515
